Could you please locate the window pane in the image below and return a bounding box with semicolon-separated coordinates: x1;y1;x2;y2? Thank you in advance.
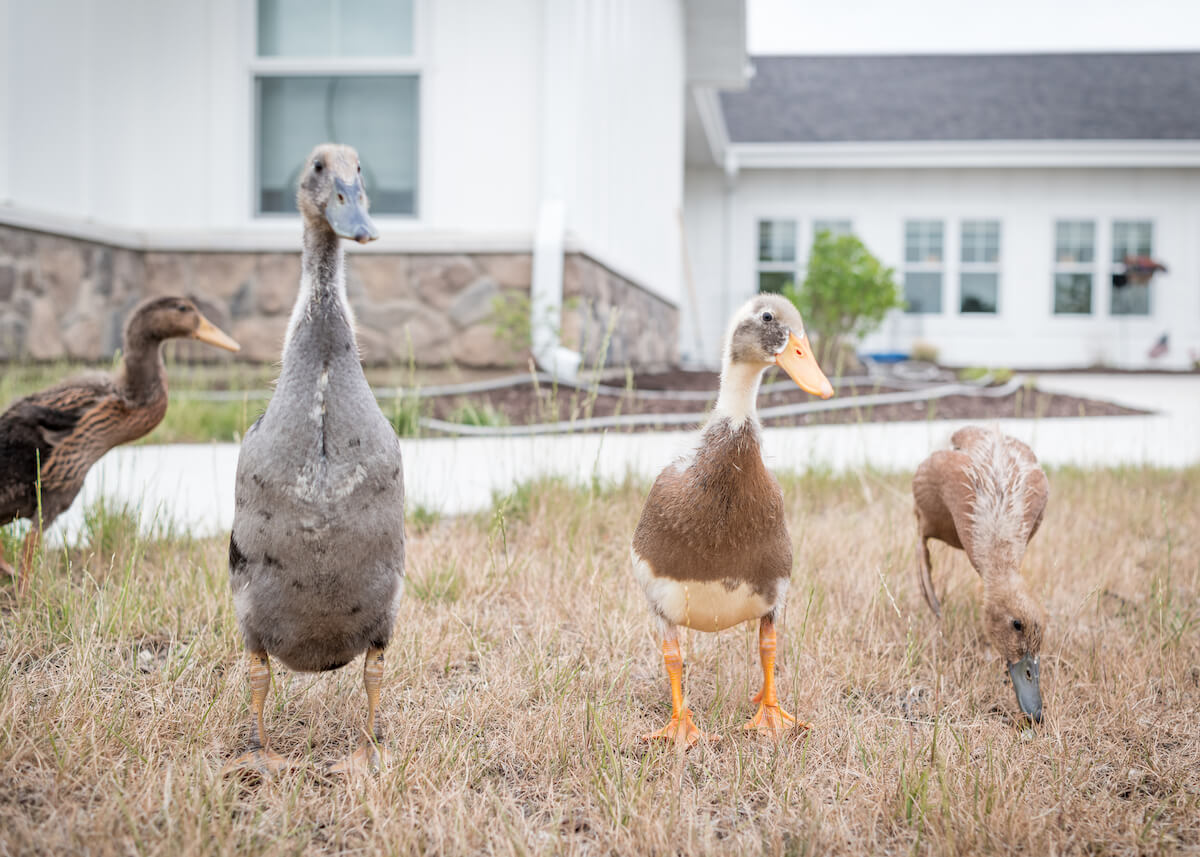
258;0;414;57
1112;220;1153;263
813;219;852;238
962;220;1000;264
758;271;794;294
1111;279;1150;315
904;272;942;313
905;220;943;264
1054;273;1092;314
258;75;419;215
1055;220;1094;264
960;273;998;313
758;220;796;263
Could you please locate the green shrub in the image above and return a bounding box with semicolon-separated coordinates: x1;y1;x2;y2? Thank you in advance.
785;231;902;368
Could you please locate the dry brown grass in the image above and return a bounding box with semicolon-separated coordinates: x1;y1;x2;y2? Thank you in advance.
2;467;1198;856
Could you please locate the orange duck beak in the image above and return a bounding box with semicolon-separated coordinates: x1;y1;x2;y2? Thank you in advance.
191;315;241;352
775;332;834;399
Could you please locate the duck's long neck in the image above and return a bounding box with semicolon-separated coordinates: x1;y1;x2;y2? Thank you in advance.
118;332;167;405
713;360;767;428
283;225;354;357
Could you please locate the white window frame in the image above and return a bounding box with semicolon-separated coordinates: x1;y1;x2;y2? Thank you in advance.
248;0;427;221
755;218;856;295
1109;219;1155;317
755;218;799;295
902;219;946;315
958;219;1001;315
1052;219;1097;316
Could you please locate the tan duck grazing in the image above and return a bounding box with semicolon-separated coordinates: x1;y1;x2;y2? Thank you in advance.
0;297;239;590
912;426;1049;722
632;294;834;747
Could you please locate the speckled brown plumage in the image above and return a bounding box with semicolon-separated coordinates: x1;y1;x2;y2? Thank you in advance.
0;296;238;581
912;425;1050;720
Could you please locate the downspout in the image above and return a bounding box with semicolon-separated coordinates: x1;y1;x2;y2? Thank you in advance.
531;200;581;378
530;0;582;380
721;149;740;352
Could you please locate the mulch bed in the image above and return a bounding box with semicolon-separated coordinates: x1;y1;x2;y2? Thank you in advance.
423;369;1146;431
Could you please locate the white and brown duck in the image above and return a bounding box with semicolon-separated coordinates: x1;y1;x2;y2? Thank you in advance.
631;294;834;747
912;426;1049;722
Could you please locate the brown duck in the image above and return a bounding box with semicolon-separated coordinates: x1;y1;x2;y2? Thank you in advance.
912;426;1049;721
632;294;834;747
0;296;239;588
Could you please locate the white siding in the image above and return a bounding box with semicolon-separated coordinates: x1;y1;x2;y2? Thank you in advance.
544;0;686;304
686;166;1200;370
3;0;685;307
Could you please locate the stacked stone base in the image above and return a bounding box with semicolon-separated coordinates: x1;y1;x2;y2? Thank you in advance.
0;224;678;371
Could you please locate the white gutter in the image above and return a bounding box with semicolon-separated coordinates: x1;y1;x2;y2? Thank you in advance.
730;139;1200;170
530;200;581;379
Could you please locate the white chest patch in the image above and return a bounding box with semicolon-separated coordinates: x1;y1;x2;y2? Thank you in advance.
632;550;777;633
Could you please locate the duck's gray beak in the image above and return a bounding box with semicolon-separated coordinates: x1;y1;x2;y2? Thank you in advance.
1008;654;1043;723
325;177;379;244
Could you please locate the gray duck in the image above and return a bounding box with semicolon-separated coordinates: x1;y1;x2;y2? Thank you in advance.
631;294;834;747
912;425;1049;722
0;296;239;590
224;143;405;776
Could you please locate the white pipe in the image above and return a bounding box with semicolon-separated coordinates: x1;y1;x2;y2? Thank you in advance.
530;200;581;379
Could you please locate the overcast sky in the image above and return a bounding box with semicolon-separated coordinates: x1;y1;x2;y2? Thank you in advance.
748;0;1200;55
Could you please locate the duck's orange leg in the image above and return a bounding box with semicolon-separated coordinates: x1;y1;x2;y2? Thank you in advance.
745;616;807;737
222;651;291;777
642;634;720;748
329;647;390;775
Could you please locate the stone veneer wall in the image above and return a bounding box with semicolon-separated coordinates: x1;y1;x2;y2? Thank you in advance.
0;223;678;370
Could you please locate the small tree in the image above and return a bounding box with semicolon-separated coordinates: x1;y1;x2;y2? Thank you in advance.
784;230;902;370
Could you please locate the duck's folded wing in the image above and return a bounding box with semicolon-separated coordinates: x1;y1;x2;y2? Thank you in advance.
2;380;120;480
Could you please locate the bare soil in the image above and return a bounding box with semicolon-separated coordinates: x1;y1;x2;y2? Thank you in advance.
424;369;1146;430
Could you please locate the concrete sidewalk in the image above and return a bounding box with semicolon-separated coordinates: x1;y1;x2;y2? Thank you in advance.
42;373;1199;544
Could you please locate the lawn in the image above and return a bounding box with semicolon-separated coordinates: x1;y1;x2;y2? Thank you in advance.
1;468;1198;855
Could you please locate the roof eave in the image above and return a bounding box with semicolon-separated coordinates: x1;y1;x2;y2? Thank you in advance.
729;140;1200;169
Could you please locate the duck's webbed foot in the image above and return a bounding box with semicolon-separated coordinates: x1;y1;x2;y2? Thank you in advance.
329;739;391;775
329;648;390;776
642;707;721;748
744;699;800;736
222;747;292;778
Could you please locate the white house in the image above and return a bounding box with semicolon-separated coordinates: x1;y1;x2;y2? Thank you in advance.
683;52;1200;370
0;0;743;370
3;1;1199;372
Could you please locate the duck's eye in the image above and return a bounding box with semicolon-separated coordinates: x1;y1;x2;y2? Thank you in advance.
1012;619;1024;632
313;159;324;172
761;311;774;323
176;304;188;313
357;164;362;174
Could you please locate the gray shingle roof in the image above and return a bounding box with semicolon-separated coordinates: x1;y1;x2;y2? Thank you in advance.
721;53;1200;143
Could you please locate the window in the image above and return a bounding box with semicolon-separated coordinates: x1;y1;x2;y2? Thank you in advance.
1110;221;1153;316
757;219;797;294
254;0;419;216
959;220;1000;313
903;220;944;313
813;220;852;239
1053;221;1095;314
